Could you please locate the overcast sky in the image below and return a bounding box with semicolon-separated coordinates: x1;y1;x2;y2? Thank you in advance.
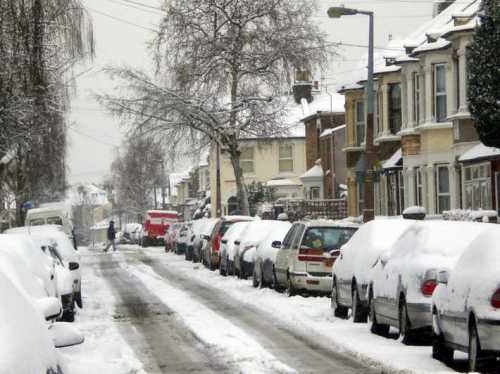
68;0;435;185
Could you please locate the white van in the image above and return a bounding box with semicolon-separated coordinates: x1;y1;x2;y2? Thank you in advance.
25;207;75;247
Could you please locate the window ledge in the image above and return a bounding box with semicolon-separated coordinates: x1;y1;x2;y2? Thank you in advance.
343;146;364;152
398;127;419;136
375;134;401;143
448;110;472;121
415;121;453;131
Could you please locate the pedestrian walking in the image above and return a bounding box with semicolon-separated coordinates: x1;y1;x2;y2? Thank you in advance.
104;220;117;252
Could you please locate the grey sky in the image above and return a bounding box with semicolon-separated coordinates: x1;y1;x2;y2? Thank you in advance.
68;0;434;185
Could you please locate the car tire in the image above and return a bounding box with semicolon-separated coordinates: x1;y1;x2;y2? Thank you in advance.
399;298;414;345
219;258;227;276
271;267;281;292
352;286;368;323
62;307;75;323
286;275;296;297
432;333;454;365
369;293;389;336
258;264;266;289
141;237;148;248
468;320;486;373
332;280;348;319
252;267;260;288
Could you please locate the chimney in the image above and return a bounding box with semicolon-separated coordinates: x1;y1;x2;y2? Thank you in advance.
433;0;455;17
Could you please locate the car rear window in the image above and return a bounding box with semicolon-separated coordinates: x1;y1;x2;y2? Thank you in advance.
30;218;45;226
219;221;236;237
302;227;357;252
46;216;63;225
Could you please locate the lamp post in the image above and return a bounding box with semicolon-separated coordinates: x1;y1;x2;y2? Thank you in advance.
328;6;375;222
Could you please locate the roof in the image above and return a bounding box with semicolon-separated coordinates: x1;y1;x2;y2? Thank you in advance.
459;143;500;163
266;178;302;187
300;165;323;180
320;125;346;138
299;219;361;229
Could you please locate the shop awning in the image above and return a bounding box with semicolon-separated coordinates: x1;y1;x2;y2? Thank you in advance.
459;143;500;163
382;148;402;169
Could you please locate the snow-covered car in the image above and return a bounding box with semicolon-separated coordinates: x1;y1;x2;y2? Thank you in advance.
164;225;176;252
190;218;217;263
0;270;84;374
122;222;143;244
7;226;83;310
202;215;255;271
233;220;280;279
252;220;292;288
274;221;358;296
219;221;250;276
175;222;190;256
368;221;488;343
0;234;57;298
331;219;414;322
432;226;500;372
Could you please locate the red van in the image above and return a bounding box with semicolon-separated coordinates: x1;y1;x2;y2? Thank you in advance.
141;210;178;247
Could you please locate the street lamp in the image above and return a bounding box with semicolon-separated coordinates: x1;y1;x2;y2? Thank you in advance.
328;6;375;223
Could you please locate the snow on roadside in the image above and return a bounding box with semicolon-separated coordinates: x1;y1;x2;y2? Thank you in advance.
121;260;296;374
142;248;456;374
58;247;146;374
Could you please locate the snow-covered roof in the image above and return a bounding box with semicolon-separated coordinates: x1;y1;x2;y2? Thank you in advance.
300;165;323;180
459;143;500;162
382;148;402;169
320;125;346;138
266;178;302;187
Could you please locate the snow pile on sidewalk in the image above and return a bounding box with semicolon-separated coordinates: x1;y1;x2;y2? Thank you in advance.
58;247;146;374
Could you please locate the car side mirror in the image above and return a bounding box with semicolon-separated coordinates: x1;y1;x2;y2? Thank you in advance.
69;262;79;271
221;239;228;244
271;241;282;249
36;297;62;321
234;240;241;246
49;322;85;348
437;270;449;285
202;235;210;240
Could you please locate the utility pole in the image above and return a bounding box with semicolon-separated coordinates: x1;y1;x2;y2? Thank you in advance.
216;143;222;217
161;161;166;209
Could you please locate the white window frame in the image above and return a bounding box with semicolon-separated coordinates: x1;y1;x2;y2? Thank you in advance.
434;64;447;122
310;186;321;200
278;144;294;173
415;167;423;206
463;163;492;210
240;147;255;174
412;72;421;125
355;100;365;146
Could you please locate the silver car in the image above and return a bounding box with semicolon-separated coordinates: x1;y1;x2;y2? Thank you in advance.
432;227;500;372
368;221;487;344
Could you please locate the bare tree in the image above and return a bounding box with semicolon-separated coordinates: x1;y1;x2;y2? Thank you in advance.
99;0;329;215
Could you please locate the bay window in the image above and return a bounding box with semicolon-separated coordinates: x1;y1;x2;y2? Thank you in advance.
463;163;492;210
436;164;450;213
355;101;365;146
389;83;402;134
434;64;447;122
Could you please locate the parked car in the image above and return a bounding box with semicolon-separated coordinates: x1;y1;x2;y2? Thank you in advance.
252;220;292;288
0;270;84;374
202;216;255;271
7;225;83;310
233;220;279;279
331;219;415;322
368;221;487;343
274;220;358;296
0;234;57;298
219;221;250;276
432;226;500;372
25;204;76;248
174;222;190;256
192;218;217;263
122;223;142;244
164;224;176;252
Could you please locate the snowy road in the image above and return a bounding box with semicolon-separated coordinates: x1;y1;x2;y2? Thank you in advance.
60;245;465;373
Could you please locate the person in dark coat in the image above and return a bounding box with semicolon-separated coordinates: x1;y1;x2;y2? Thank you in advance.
104;220;117;252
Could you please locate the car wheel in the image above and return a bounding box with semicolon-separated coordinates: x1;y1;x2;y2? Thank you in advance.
369;293;389;336
219;258;227;276
352;286;368;323
258;265;266;289
399;298;414;345
432;332;454;365
468;320;486;373
332;280;348;319
252;267;260;288
271;267;281;292
286;276;296;297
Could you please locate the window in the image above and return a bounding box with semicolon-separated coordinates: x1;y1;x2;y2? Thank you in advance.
355;101;365;146
302;227;357;251
282;225;297;249
240;147;254;174
279;144;294;173
310;187;321;200
398;170;405;214
436;164;450;213
434;64;447;122
47;216;63;225
30;218;45;226
375;91;382;136
415;167;423;206
291;224;305;249
463;163;492;210
357;183;364;216
389;83;402;134
412;72;421;124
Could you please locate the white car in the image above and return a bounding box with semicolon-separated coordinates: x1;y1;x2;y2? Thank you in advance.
253;220;292;288
219;221;250;276
0;270;84;374
368;221;488;344
234;220;282;279
0;234;57;298
432;226;500;372
332;219;415;322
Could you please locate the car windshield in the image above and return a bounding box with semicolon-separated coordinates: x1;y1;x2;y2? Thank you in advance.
302;227;357;252
46;216;63;225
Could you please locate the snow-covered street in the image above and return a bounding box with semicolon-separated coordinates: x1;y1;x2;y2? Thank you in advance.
58;245;470;374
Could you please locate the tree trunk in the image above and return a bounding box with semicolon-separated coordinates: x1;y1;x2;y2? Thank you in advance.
229;150;250;216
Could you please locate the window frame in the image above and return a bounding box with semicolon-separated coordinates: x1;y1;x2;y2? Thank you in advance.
412;72;421;125
435;164;451;213
433;63;448;122
414;167;423;206
310;186;321;200
278;143;294;173
388;83;402;134
240;147;255;174
355;100;365;146
463;163;492;210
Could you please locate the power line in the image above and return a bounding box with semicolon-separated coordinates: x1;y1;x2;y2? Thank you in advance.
69;127;121;147
86;6;157;32
101;0;164;15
